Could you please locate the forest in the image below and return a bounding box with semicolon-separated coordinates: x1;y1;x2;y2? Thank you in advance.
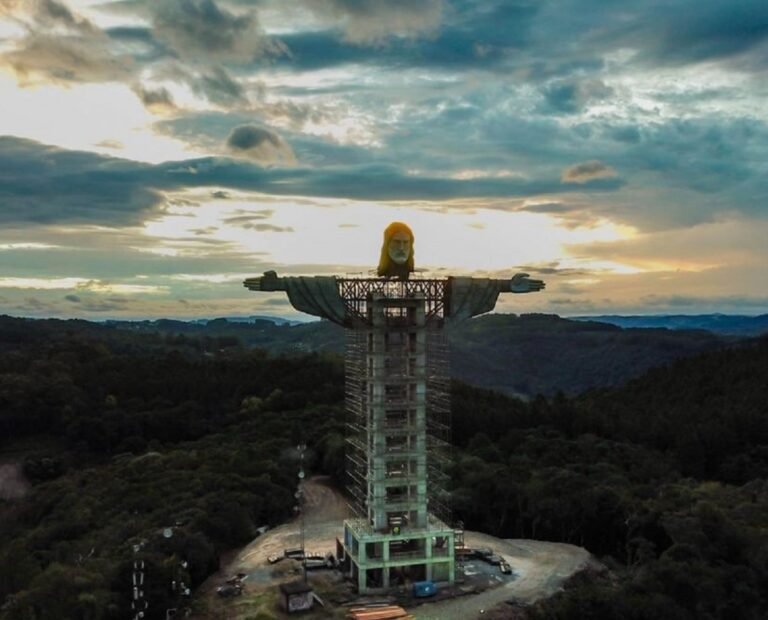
1;314;767;619
104;313;729;397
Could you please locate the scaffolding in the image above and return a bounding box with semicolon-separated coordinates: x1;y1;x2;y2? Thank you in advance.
343;281;452;528
341;281;455;593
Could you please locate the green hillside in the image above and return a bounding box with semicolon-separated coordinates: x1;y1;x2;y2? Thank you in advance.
450;336;768;619
101;313;729;397
1;316;766;619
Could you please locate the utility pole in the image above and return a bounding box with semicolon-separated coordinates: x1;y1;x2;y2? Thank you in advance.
296;443;307;582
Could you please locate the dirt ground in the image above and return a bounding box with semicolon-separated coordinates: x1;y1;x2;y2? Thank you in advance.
194;477;590;620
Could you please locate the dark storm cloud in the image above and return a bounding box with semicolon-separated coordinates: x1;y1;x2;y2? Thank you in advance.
35;0;96;32
225;125;295;164
0;136;623;226
227;126;281;150
192;66;246;104
269;0;768;77
562;161;617;184
148;0;282;63
302;0;444;44
0;137;162;224
133;84;176;111
274;24;526;72
601;118;767;196
541;79;613;114
627;0;768;67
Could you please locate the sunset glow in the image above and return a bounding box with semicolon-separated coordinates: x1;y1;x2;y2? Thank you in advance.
1;0;766;319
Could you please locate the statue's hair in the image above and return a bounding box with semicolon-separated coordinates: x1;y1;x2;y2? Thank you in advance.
377;221;414;277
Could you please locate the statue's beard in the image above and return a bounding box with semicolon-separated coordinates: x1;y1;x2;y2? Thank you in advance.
389;251;408;265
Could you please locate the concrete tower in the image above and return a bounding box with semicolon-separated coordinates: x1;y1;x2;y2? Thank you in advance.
342;286;454;592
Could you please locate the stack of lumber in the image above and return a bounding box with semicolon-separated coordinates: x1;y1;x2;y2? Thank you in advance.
347;605;413;620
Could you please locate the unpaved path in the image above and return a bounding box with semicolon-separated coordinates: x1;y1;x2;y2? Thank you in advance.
411;534;590;620
236;475;350;573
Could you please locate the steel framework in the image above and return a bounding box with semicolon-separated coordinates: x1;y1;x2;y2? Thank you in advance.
343;282;452;529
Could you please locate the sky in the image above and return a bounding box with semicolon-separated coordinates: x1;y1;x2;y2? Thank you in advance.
1;0;767;321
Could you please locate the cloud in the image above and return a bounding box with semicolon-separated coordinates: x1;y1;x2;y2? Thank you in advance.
0;136;162;224
304;0;444;44
94;139;124;150
239;223;294;232
0;0;136;84
64;294;81;303
569;217;768;269
225;125;296;164
629;0;768;68
148;0;282;63
562;160;618;184
0;136;627;227
192;66;246;104
541;78;613;114
223;210;274;225
133;84;176;112
1;32;134;84
35;0;96;33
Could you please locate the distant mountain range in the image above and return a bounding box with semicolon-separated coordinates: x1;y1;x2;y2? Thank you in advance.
5;311;755;398
570;313;768;336
97;313;740;398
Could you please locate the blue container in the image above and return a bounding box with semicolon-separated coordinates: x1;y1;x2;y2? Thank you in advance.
413;580;436;598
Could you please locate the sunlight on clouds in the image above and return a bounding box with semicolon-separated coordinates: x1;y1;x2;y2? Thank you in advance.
171;273;252;283
0;277;91;290
0;20;24;44
0;277;165;294
81;281;166;294
0;75;201;162
595;61;766;122
139;194;637;276
0;243;60;250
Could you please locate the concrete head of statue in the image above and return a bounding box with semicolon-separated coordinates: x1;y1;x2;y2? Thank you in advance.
377;221;414;279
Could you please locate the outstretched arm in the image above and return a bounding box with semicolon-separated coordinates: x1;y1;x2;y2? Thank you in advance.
243;270;286;292
243;271;347;325
447;273;545;321
505;273;545;294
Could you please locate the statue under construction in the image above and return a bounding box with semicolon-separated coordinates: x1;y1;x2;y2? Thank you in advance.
244;222;544;594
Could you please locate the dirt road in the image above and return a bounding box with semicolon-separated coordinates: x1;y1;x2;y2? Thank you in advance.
411;534;590;620
235;476;350;575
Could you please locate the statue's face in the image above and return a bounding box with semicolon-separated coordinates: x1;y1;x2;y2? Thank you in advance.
387;231;411;265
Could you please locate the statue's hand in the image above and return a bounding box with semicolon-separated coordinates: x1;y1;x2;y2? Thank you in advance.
243;270;280;291
510;273;545;293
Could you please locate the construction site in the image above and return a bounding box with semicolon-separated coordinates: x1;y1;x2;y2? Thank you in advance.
196;476;591;619
192;267;589;619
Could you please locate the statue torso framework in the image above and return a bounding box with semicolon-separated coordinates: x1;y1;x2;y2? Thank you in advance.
243;271;539;326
